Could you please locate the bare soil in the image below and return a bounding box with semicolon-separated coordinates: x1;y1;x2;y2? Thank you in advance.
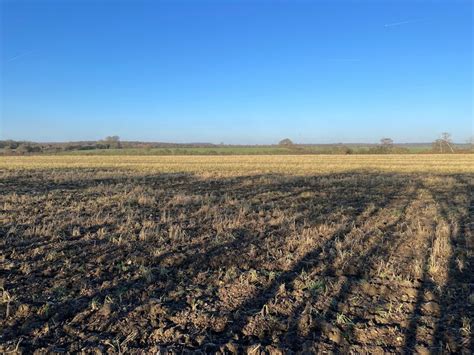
1;169;472;353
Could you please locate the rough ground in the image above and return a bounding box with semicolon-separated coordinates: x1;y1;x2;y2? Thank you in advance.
1;169;473;353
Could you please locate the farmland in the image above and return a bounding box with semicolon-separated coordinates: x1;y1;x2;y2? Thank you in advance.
1;155;473;353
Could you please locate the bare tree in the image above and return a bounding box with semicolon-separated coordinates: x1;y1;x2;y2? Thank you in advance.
380;137;393;147
468;136;474;152
375;137;394;153
433;132;454;153
104;136;121;149
105;135;120;143
441;132;451;142
441;132;454;153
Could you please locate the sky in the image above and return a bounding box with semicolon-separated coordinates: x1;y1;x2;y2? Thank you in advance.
0;0;472;144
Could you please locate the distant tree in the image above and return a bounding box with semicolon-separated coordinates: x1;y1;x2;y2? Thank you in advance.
278;138;294;146
468;137;474;152
379;137;394;153
104;135;121;149
17;144;34;154
432;139;444;153
441;132;451;142
380;138;394;148
432;132;455;153
2;140;19;149
105;135;120;142
334;145;353;155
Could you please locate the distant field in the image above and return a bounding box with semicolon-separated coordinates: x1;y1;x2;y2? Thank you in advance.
1;154;473;352
2;143;471;156
56;147;294;155
1;154;473;175
49;144;437;155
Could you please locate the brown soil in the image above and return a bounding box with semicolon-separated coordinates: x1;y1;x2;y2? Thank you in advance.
0;169;472;353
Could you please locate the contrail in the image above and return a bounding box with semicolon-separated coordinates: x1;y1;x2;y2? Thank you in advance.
6;51;33;62
384;20;423;28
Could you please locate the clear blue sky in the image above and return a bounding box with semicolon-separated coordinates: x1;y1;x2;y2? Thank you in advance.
1;0;472;144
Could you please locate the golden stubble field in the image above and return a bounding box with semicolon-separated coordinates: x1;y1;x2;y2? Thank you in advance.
0;154;473;353
1;154;473;175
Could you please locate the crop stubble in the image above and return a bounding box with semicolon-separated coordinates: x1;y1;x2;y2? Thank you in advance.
0;155;473;353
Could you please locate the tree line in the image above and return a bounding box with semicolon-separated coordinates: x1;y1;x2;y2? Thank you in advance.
1;133;472;155
278;132;471;154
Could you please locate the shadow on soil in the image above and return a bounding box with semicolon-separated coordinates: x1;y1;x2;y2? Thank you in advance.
0;170;472;352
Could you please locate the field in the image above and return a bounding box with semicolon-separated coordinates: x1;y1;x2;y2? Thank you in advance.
5;142;471;156
1;155;473;353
